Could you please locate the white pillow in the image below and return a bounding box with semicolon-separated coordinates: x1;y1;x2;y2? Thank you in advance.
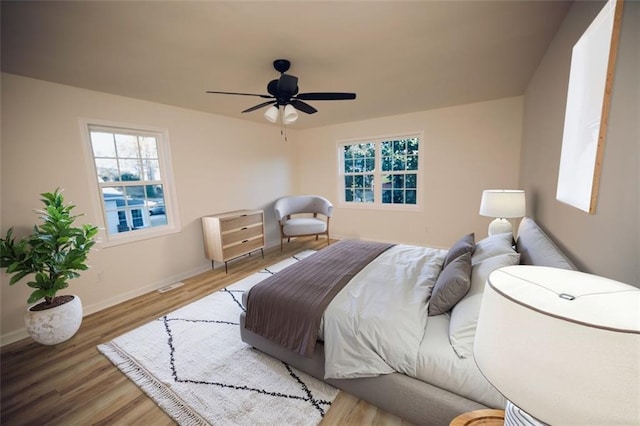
449;251;520;358
471;232;515;265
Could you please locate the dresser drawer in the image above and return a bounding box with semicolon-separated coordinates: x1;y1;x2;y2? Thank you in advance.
220;213;262;232
223;237;264;260
222;224;263;246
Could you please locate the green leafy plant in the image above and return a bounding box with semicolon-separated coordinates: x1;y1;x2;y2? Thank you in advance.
0;189;98;308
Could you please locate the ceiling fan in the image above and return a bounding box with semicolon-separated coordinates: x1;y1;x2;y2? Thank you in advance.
206;59;356;123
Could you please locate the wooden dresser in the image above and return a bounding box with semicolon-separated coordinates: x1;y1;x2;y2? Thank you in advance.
202;209;265;272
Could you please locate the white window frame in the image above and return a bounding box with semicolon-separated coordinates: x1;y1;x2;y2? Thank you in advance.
80;118;181;247
337;132;424;211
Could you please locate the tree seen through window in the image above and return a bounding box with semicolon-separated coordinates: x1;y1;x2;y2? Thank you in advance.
340;135;420;207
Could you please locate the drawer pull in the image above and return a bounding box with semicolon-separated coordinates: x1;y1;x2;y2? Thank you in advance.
241;227;248;230
242;239;249;243
241;214;247;217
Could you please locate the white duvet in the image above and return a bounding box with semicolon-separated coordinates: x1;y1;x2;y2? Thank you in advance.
322;244;446;379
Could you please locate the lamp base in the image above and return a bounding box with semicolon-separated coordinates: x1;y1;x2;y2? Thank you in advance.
505;401;547;426
487;218;513;236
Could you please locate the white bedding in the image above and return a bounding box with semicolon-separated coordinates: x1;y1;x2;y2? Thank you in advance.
322;244;446;379
416;313;505;408
320;243;504;408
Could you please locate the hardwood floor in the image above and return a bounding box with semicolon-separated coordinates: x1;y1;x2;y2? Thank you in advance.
0;237;411;425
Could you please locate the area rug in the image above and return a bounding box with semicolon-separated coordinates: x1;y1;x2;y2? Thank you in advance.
98;250;338;426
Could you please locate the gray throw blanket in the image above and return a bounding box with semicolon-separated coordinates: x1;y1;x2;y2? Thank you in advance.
244;240;394;357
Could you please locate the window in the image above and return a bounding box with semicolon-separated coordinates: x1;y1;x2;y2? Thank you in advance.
83;121;180;244
339;134;421;208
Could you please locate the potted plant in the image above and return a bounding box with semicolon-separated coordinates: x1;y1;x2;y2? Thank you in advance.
0;189;98;345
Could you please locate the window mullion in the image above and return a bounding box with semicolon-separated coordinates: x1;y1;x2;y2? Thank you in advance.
87;123;175;242
374;140;381;206
338;134;421;209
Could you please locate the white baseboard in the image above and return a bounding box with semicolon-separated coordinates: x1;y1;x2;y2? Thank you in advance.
332;234;446;250
81;262;212;317
1;239;337;347
0;329;30;347
0;262;212;348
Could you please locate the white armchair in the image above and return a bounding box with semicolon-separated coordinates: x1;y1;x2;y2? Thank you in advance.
274;195;334;251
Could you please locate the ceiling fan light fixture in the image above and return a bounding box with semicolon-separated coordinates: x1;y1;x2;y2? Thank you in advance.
264;105;279;123
283;104;298;124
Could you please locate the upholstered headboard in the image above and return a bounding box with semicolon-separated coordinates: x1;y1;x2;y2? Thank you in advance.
515;217;578;270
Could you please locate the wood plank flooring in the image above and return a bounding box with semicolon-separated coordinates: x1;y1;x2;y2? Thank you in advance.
0;237;412;425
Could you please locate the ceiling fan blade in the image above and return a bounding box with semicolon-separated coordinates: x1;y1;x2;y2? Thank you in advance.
296;92;357;101
242;100;277;113
290;100;318;115
206;90;273;99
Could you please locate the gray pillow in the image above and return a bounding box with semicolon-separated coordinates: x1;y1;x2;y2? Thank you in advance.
428;252;472;316
443;232;475;269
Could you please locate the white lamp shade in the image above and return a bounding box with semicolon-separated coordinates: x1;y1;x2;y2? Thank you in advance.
264;105;279;123
283;104;298;124
479;190;526;218
474;266;640;425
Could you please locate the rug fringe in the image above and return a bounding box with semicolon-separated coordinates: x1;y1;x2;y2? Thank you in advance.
98;342;210;426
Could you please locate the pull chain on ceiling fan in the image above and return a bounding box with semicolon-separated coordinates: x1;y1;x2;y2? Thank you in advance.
206;59;357;124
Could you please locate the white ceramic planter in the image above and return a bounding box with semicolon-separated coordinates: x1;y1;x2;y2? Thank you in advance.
24;295;83;345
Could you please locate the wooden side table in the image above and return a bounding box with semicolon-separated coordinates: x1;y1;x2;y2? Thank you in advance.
450;409;505;426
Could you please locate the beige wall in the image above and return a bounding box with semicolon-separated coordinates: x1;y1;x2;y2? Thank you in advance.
1;78;523;343
519;1;639;284
3;3;634;346
0;74;298;343
296;97;523;248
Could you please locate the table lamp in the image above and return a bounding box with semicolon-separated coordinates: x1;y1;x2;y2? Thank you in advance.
474;265;640;425
479;190;525;236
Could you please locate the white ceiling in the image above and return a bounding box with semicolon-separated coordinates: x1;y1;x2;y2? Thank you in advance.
1;1;573;129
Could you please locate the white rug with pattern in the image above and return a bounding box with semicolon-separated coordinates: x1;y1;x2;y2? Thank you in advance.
98;250;338;426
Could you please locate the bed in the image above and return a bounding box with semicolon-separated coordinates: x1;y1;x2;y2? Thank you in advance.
240;217;578;425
